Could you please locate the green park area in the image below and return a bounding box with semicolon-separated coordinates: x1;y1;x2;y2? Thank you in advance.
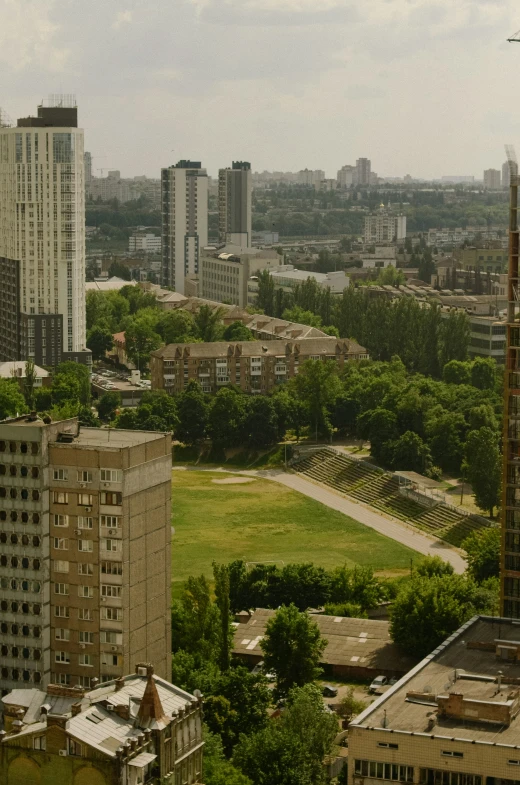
171;469;419;597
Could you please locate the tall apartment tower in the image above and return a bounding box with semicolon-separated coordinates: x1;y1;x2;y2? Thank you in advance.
483;168;501;189
218;161;252;248
0;97;88;366
84;150;92;183
0;415;172;695
355;157;371;186
161;160;208;293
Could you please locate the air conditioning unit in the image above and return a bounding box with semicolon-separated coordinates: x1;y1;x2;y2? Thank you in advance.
79;483;86;488
103;482;110;487
111;646;118;652
79;643;85;649
101;597;107;602
59;749;68;757
106;704;114;711
75;529;81;535
109;530;116;536
85;507;92;513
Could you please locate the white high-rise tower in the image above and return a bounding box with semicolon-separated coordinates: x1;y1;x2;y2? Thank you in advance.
0;97;87;366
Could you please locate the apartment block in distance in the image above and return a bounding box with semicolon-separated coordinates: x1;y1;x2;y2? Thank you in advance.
0;663;203;785
218;161;252;247
348;615;520;785
364;206;407;244
161;160;208;294
200;244;282;307
151;337;368;395
0;414;172;696
0;96;89;366
483;168;501;189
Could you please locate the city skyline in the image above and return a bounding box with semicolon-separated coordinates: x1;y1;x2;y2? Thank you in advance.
1;0;519;179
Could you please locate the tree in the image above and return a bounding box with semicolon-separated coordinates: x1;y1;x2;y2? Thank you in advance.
0;379;27;420
124;318;161;370
87;325;113;360
377;265;405;286
462;527;500;583
51;374;81;409
23;360;37;410
425;408;467;473
171;575;221;662
463;427;501;517
203;728;253;785
157;309;196;344
468;404;498;432
213;562;232;671
391;431;432;473
290;359;342;437
55;362;91;406
336;687;367;723
438;311;470;367
223;321;254;342
194;305;225;342
470;357;496;390
443;360;471;386
256;269;275;315
108;260;132;280
175;381;209;445
208;388;247;447
414;556;454;578
261;604;326;697
136;390;178;432
356;408;398;465
282;306;322;328
97;391;121;422
244;397;279;449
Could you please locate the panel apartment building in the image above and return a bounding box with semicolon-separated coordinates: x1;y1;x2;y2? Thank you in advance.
0;98;88;366
0;414;172;695
161;160;208;295
151;337;368;396
200;245;283;308
218;161;252;247
364;207;407;244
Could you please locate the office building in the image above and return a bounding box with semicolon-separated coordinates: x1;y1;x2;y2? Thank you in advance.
218;161;252;247
161;160;208;294
0;414;172;695
0;98;88;366
483;168;501;189
128;232;161;254
364;207;407;244
200;245;282;307
348;615;520;785
151;337;368;396
355;158;371;186
1;663;203;785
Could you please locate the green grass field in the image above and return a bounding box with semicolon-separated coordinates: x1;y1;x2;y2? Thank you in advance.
171;470;419;597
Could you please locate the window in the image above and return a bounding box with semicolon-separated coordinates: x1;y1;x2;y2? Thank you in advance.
78;540;93;553
77;493;93;506
55;628;70;641
77;470;92;483
102;539;121;552
77;675;91;688
53;537;68;550
53;469;68;481
102;607;122;621
53;560;69;573
78;653;92;667
100;491;122;505
378;743;399;750
79;608;92;621
101;653;120;667
55;606;69;618
101;561;122;575
33;735;46;751
78;563;93;576
100;630;122;645
79;631;94;644
442;751;464;759
77;516;93;529
354;761;414;783
54;583;68;595
101;584;122;598
100;469;122;482
68;738;82;756
55;672;71;686
78;586;93;599
100;515;120;529
419;770;481;785
55;651;70;663
53;492;68;504
53;514;69;527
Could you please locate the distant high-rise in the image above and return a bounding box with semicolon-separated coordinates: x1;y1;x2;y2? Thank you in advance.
355;158;371;186
337;165;355;189
84;151;92;183
483;168;501;189
218;162;252;247
0;97;87;366
161;160;208;293
503;159;518;188
364;205;406;244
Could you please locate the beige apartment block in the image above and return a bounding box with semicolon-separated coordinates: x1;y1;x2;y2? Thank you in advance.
151;337;368;396
0;414;172;695
348;615;520;785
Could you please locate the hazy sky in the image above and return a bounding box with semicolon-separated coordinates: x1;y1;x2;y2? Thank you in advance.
1;0;519;179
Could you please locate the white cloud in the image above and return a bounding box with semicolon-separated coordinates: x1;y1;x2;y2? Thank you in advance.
112;10;133;29
0;0;69;71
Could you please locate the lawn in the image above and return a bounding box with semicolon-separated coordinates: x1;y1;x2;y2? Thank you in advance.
171;469;419;597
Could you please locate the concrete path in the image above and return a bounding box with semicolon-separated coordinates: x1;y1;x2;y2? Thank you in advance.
244;469;467;574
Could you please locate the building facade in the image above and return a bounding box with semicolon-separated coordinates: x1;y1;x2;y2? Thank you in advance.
363;208;407;244
200;246;282;307
483;168;501;189
355;158;371;186
337;165;355;189
0;663;203;785
218;161;252;247
0;99;87;362
161;160;208;294
0;415;172;696
128;233;161;254
151;337;368;396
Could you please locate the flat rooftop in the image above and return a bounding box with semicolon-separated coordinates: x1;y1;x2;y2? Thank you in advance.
68;428;167;448
352;616;520;746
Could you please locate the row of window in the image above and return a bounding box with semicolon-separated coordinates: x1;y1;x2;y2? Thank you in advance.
54;583;122;598
55;605;122;621
419;769;482;785
0;600;41;615
53;559;122;576
53;537;120;552
53;468;123;483
354;761;413;782
32;737;82;756
0;488;40;500
0;578;41;592
55;628;122;644
0;533;40;545
0;441;39;454
55;652;121;668
0;644;41;660
0;511;40;523
0;465;39;477
53;514;121;529
0;667;41;683
53;491;122;506
0;623;41;637
0;556;40;570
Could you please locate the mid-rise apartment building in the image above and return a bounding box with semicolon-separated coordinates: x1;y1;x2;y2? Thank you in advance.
151;337;368;396
364;208;407;244
0;415;172;695
483;168;501;189
161;160;208;294
355;157;371;186
337;165;355;189
348;615;520;785
218;161;252;247
200;245;282;307
0;98;87;365
455;246;507;274
128;232;161;254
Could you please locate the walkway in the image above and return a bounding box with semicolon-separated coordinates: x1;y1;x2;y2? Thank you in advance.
246;469;466;574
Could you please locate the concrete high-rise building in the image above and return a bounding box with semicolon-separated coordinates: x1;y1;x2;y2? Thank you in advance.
355;157;371;186
0;414;172;694
503;159;518;188
0;98;88;366
218;161;252;247
161;160;208;294
364;206;406;243
483;168;501;189
84;150;92;183
337;165;355;189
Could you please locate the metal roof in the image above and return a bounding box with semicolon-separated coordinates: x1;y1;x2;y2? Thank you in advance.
128;752;157;767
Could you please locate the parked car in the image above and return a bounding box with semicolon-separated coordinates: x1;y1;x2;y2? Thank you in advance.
322;685;338;698
252;661;276;682
369;675;388;693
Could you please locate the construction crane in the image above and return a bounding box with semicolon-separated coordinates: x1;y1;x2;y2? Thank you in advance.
508;29;520;42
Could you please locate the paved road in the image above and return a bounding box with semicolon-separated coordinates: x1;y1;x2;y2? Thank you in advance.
247;469;466;574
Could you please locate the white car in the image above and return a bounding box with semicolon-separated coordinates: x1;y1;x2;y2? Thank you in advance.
369;675;388;693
